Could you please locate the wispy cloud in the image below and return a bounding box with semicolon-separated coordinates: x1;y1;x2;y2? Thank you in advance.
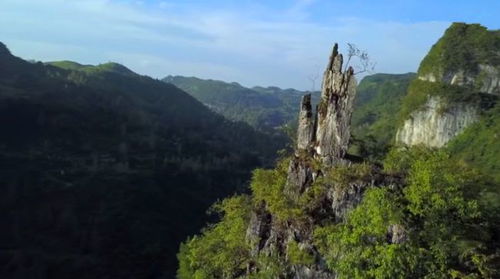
0;0;450;89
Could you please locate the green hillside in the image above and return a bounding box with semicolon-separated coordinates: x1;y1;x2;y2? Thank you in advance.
350;73;416;159
419;23;500;77
163;75;320;132
448;103;500;183
0;42;284;279
399;23;500;122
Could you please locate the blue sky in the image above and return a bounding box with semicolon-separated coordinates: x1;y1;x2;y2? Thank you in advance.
1;0;499;90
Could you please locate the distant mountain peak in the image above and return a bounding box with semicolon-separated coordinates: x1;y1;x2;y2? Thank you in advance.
96;62;135;75
0;42;12;57
47;60;136;76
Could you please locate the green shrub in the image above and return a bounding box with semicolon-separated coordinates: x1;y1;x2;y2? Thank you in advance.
315;148;498;278
287;240;314;265
250;157;304;221
177;195;252;279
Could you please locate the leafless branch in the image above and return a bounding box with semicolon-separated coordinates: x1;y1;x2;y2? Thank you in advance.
344;43;376;75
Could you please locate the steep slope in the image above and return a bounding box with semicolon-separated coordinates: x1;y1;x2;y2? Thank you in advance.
163;75;320;132
0;43;282;279
177;44;500;279
350;73;416;158
447;103;500;182
396;23;500;147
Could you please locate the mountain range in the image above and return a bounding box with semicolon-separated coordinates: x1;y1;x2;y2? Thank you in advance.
1;22;499;279
163;75;320;133
0;42;284;279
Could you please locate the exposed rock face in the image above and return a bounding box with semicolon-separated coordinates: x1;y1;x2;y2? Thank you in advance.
402;63;498;148
478;65;500;95
399;66;497;147
419;65;500;96
315;45;357;166
328;181;371;223
397;97;479;147
246;44;360;279
245;44;408;279
296;95;315;151
397;23;500;148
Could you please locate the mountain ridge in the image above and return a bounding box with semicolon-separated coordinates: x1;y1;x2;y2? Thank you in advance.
163;75;321;132
0;42;283;279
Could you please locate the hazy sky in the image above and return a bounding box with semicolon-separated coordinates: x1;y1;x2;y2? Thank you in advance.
2;0;500;90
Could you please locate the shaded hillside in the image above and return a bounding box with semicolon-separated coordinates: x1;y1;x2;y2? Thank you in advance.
350;73;416;159
163;75;320;132
448;103;500;183
0;42;283;279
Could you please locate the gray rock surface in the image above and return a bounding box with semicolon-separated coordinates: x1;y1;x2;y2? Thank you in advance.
296;95;315;151
315;45;357;166
397;96;479;147
245;43;359;279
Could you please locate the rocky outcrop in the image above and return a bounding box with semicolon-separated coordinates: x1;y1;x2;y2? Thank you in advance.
397;97;479;147
243;43;412;279
477;65;500;95
315;45;357;166
419;64;500;96
397;23;500;148
296;95;315;151
245;44;368;278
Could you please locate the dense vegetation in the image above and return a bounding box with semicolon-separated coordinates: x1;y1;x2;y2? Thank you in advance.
0;42;284;279
177;23;500;279
419;23;500;76
163;75;320;132
177;147;500;278
398;23;500;122
350;73;416;159
3;20;500;279
447;103;500;183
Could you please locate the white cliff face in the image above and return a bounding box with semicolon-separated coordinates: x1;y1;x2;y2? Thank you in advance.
396;97;479;147
399;63;499;147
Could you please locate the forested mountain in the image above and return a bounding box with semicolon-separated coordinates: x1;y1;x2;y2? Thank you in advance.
350;72;416;158
0;42;284;279
2;20;500;279
163;75;320;132
396;23;500;147
177;25;500;279
395;23;500;181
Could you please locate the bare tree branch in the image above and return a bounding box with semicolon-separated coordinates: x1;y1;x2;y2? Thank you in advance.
344;43;376;75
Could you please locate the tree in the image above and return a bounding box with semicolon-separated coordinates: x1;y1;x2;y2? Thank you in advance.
344;43;376;75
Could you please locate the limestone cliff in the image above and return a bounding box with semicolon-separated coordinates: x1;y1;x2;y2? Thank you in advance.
397;23;500;147
396;97;479;147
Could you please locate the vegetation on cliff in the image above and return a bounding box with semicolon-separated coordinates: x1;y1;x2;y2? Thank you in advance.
447;103;500;183
177;40;500;278
177;147;500;278
419;23;500;77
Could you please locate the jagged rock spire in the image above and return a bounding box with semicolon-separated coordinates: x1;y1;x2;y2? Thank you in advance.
286;43;357;197
315;43;356;166
296;94;314;151
295;43;357;166
246;44;365;279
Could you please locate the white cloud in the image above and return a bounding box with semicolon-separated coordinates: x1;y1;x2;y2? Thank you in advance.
0;0;450;89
